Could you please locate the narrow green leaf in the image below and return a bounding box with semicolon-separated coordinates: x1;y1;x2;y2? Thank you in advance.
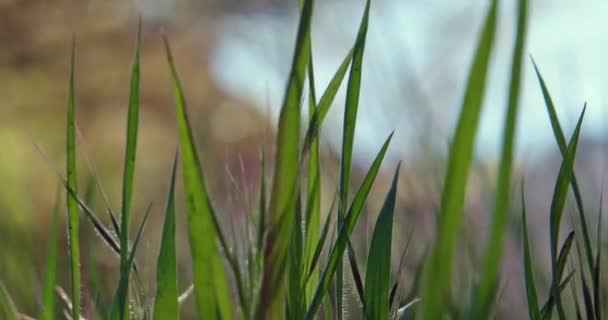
522;185;541;320
111;204;152;320
0;283;17;320
40;189;61;320
364;164;401;319
592;193;602;320
472;0;527;316
257;0;313;317
305;133;393;319
337;1;371;316
420;1;499;319
163;37;233;320
345;234;365;308
153;156;179;320
302;48;354;156
257;152;267;260
113;22;141;320
306;193;336;281
531;60;594;273
540;271;576;318
548;107;585;320
65;35;81;320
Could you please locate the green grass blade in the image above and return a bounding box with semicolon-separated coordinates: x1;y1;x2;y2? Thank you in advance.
345;235;365;308
65;35;81;320
0;283;17;320
287;192;305;319
257;152;267;261
153;156;179;320
113;22;141;320
305;133;393;319
521;185;541;320
531;60;594;273
548;107;586;320
40;189;61;320
540;271;576;318
257;0;313;318
364;164;401;319
163;37;233;320
111;204;152;320
593;193;602;320
420;1;499;319
472;0;527;316
306;192;336;281
302;48;354;156
337;1;371;316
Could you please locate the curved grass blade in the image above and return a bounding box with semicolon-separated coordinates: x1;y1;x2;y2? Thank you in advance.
420;1;499;319
337;1;371;316
153;156;179;320
531;60;594;273
548;107;585;320
65;35;81;320
257;0;313;318
521;184;541;320
472;0;528;317
540;271;576;318
163;37;233;320
345;234;365;309
364;164;401;320
304;133;393;319
40;189;61;320
114;21;141;320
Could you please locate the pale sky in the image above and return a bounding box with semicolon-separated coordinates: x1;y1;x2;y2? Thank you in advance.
210;0;608;165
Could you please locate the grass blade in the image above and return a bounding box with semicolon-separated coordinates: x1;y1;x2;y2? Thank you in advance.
345;233;365;309
40;189;61;320
593;192;602;320
111;204;152;320
302;48;354;156
153;156;179;320
364;164;401;319
306;193;336;281
257;0;313;317
521;185;541;320
472;0;527;316
548;107;586;320
163;37;233;319
337;1;371;316
531;60;594;273
114;21;141;320
305;133;393;319
0;283;17;320
420;1;499;319
65;35;81;320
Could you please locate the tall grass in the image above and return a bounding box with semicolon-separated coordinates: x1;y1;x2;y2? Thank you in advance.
1;0;606;319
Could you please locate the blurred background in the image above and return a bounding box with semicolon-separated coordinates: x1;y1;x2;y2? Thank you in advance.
1;0;607;318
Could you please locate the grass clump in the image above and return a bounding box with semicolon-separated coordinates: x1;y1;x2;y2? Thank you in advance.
1;0;607;319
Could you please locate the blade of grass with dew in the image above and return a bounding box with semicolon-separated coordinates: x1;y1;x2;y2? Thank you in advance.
110;204;152;320
0;283;17;320
257;0;312;318
65;35;81;320
113;22;141;320
304;133;393;319
337;2;371;317
420;1;499;319
163;37;234;320
153;156;179;320
548;107;586;320
472;0;527;317
364;164;401;319
531;61;594;273
522;186;541;320
40;189;61;320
